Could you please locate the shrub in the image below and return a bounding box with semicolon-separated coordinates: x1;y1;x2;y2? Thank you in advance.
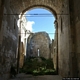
19;57;57;76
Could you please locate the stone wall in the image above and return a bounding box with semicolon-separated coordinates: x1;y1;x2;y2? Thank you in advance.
0;0;77;78
19;42;25;68
28;32;51;59
0;0;18;79
19;16;29;68
69;0;80;77
27;33;34;57
57;14;70;77
53;28;58;70
74;0;80;77
8;0;71;77
10;0;63;15
75;20;80;77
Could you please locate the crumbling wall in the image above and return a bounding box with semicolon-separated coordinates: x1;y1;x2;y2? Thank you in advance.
29;32;51;59
27;33;34;57
0;0;74;78
53;29;58;70
9;0;71;77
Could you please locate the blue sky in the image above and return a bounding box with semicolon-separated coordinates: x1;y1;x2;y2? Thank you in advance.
26;8;55;40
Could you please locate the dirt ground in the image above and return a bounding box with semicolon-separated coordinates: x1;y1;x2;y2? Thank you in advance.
9;73;62;80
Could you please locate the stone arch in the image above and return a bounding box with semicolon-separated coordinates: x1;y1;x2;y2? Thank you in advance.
10;0;64;18
18;5;57;33
16;0;61;74
10;0;70;77
21;5;57;19
14;1;58;33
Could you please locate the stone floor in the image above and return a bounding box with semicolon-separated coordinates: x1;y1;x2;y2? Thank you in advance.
9;73;62;80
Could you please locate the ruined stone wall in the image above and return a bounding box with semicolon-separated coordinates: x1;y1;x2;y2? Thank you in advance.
0;0;18;79
11;0;70;77
19;42;25;68
19;16;28;68
52;0;70;76
50;41;53;59
10;0;63;15
52;20;58;72
0;0;73;78
27;33;34;57
58;14;70;77
69;0;80;77
52;39;54;58
29;32;51;59
57;0;70;77
10;0;71;77
53;29;57;70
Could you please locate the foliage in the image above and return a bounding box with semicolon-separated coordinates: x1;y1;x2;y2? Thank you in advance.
19;57;57;76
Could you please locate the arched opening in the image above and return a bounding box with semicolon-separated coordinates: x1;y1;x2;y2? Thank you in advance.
0;0;72;79
17;6;58;75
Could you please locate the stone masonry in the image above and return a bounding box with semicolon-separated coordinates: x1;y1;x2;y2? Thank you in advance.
0;0;80;79
27;32;51;59
0;0;18;79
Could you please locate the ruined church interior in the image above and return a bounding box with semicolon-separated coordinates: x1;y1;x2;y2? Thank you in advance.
0;0;80;80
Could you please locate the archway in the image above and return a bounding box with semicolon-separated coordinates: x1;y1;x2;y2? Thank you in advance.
0;0;72;79
15;0;70;77
10;0;63;15
18;6;58;74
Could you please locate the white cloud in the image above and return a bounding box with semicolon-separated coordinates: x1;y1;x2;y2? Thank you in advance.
24;11;35;32
26;21;35;32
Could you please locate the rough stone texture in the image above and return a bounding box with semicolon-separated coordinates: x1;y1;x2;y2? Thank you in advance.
53;29;58;70
11;0;70;77
69;0;80;77
28;32;51;59
19;16;30;68
10;0;64;15
27;33;34;57
53;15;70;77
0;0;70;78
57;14;70;77
0;0;18;79
19;42;24;68
1;0;80;79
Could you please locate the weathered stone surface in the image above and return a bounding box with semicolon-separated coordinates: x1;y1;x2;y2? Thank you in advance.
28;32;51;59
57;15;70;77
0;0;18;79
10;0;65;15
27;33;34;57
1;0;80;79
0;0;71;78
69;0;80;77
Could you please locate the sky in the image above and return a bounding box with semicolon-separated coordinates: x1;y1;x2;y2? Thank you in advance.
25;8;55;40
